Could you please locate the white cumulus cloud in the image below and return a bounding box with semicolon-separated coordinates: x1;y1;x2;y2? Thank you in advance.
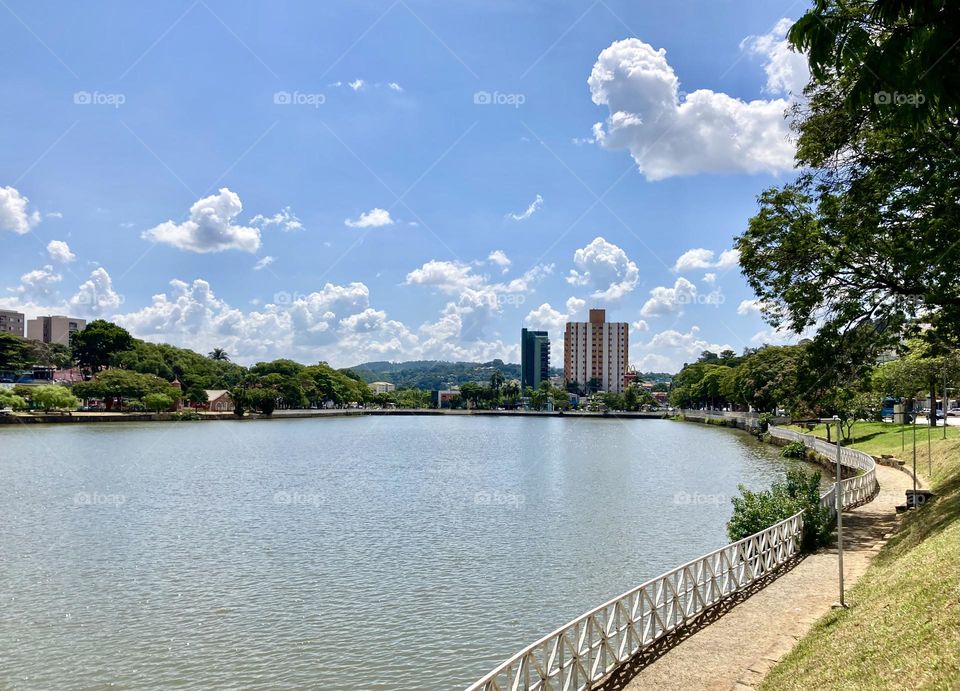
640;277;698;316
741;18;810;98
68;268;123;316
47;240;76;263
142;188;261;253
345;207;394;228
673;247;739;272
488;249;511;272
567;236;639;300
0;186;42;234
587;31;799;180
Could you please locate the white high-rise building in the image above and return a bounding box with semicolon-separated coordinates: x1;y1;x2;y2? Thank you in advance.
563;309;629;393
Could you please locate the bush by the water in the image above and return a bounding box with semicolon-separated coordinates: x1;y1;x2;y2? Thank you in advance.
781;441;807;459
727;468;833;553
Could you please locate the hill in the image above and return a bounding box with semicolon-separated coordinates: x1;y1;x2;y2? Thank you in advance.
348;359;539;390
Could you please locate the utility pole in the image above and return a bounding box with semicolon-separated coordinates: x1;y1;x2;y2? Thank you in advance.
913;410;918;498
833;416;846;609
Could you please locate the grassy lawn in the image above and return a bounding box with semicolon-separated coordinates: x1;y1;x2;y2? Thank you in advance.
785;421;960;486
760;424;960;689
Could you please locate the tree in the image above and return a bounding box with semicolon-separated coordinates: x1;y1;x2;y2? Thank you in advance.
71;320;133;373
790;0;960;130
489;369;505;392
143;393;174;413
0;389;28;410
208;348;230;361
738;6;960;354
30;384;80;412
72;369;178;410
0;333;31;371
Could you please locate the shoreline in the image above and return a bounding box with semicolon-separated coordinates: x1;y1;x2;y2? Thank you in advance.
0;408;669;425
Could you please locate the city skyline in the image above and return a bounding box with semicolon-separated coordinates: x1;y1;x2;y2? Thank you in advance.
1;1;808;372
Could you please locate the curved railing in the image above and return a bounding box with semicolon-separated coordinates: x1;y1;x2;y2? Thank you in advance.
466;426;878;691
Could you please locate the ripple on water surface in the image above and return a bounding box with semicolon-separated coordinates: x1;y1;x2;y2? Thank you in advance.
0;416;802;689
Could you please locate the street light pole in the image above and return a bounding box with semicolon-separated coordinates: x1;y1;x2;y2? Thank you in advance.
833;415;846;608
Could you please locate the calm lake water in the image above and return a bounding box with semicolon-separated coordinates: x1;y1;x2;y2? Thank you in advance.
1;416;801;690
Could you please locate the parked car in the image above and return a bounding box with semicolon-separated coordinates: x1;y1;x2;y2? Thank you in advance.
948;408;960;417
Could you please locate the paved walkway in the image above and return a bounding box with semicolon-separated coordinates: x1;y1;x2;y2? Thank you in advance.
618;464;913;691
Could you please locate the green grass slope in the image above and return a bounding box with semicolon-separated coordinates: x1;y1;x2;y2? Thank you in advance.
760;429;960;689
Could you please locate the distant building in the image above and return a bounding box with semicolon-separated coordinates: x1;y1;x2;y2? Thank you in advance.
0;310;25;337
432;389;460;409
564;309;629;393
26;315;86;346
520;328;550;391
203;390;234;412
368;381;396;394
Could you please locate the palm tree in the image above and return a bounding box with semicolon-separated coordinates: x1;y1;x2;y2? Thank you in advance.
208;348;229;361
490;369;505;391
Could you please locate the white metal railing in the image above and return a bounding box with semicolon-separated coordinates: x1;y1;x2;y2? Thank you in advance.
769;427;878;513
466;426;877;691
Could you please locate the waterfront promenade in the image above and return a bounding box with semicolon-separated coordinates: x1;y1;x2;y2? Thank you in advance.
613;462;912;690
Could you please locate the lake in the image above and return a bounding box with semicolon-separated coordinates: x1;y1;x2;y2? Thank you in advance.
0;415;803;689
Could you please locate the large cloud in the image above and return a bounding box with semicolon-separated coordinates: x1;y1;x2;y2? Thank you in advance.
68;268;123;316
142;188;261;253
0;186;42;234
587;22;802;180
633;326;735;372
640;277;698;316
566;236;639;300
47;240;76;263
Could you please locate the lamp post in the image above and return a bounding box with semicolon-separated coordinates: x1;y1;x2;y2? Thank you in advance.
833;415;846;609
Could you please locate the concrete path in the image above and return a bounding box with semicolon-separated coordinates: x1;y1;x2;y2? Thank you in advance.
618;464;913;691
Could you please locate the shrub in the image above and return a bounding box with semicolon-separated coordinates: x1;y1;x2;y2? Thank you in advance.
30;384;80;412
781;441;807;459
0;390;28;410
143;393;173;413
174;410;201;421
758;412;773;432
727;468;833;553
125;399;146;412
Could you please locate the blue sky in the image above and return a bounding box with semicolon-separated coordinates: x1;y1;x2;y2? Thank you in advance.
0;0;810;371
